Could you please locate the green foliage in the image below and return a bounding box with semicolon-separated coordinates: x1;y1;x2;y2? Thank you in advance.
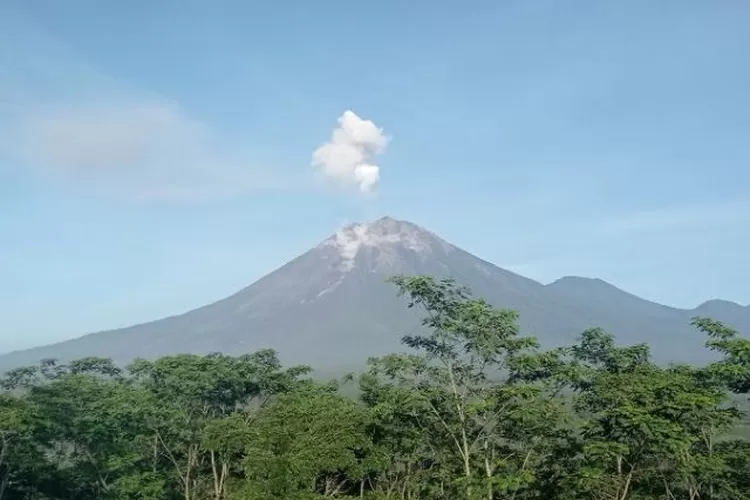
240;382;371;499
0;277;748;500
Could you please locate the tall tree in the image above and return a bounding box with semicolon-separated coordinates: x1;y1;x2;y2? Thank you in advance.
240;382;372;499
129;350;309;500
543;328;742;500
361;276;564;500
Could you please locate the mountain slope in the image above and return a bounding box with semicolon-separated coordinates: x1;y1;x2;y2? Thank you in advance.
1;217;747;371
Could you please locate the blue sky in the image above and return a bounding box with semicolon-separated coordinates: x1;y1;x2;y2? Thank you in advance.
1;0;749;352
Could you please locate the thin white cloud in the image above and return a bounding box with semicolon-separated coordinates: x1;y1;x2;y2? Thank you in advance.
311;110;389;194
14;101;279;202
0;14;287;203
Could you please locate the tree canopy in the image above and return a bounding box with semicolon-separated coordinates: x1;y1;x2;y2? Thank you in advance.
1;275;748;499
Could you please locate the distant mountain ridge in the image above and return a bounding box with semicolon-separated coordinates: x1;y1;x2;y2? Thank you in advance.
1;216;747;372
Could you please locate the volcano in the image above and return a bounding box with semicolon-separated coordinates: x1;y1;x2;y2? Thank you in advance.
1;217;747;371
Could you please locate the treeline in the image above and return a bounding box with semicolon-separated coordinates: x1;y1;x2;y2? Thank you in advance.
1;276;749;500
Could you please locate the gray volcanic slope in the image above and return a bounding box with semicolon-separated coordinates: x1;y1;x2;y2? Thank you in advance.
1;217;748;371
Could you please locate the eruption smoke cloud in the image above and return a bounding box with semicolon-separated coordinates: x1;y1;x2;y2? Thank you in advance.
311;110;389;193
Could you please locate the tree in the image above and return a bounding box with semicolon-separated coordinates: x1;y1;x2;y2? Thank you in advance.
544;328;742;500
240;382;372;499
361;276;564;500
0;392;47;499
129;350;310;500
0;357;161;500
694;317;750;394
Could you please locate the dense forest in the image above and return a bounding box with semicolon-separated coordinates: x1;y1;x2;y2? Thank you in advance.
1;276;749;500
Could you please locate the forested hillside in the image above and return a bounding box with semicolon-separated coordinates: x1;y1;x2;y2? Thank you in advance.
1;276;749;500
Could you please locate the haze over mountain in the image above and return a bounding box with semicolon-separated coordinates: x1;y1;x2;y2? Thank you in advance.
1;217;747;372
